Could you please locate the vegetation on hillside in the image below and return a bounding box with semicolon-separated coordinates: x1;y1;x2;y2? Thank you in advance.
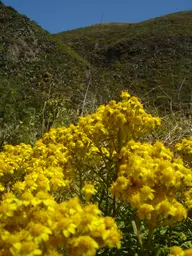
0;1;90;146
1;2;191;147
55;11;192;113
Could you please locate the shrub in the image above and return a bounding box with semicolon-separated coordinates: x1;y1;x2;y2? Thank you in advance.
0;91;191;255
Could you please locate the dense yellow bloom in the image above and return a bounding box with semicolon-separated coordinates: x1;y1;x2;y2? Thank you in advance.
175;137;192;167
168;247;192;256
169;247;185;256
0;91;191;255
111;139;192;226
138;204;154;220
29;222;52;243
69;236;99;256
120;90;131;100
82;183;97;201
184;249;192;256
0;184;4;192
0;193;121;255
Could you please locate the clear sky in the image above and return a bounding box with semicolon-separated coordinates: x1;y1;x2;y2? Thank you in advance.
2;0;192;34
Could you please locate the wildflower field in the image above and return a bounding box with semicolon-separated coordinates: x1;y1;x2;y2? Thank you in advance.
0;91;192;256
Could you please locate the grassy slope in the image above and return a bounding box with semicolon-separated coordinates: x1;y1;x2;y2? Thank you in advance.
54;11;192;113
0;3;192;146
0;2;90;145
0;2;89;95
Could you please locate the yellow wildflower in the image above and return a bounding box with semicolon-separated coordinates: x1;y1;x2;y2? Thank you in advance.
169;246;185;256
184;248;192;256
138;204;154;220
69;236;99;256
82;183;97;201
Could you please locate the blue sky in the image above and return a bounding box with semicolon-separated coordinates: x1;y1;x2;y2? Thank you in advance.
2;0;192;34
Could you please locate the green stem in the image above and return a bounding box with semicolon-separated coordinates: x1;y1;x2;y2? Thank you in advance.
132;220;143;249
112;196;116;217
146;226;154;248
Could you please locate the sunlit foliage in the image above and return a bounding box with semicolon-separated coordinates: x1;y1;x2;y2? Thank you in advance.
0;91;191;255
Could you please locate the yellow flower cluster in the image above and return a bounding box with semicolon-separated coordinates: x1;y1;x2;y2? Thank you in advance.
111;140;192;226
169;247;192;256
38;91;160;169
0;139;72;197
0;192;120;255
2;92;153;255
175;137;192;167
82;183;97;201
0;143;33;193
78;91;160;149
37;91;161;196
0;90;191;255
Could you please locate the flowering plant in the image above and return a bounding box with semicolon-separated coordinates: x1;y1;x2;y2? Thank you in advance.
0;91;191;255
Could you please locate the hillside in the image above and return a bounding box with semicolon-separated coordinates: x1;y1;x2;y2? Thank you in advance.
0;1;90;146
0;1;192;147
55;11;192;113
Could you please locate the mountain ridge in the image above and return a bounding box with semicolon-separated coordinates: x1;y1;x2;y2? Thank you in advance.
58;10;192;32
55;10;192;112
